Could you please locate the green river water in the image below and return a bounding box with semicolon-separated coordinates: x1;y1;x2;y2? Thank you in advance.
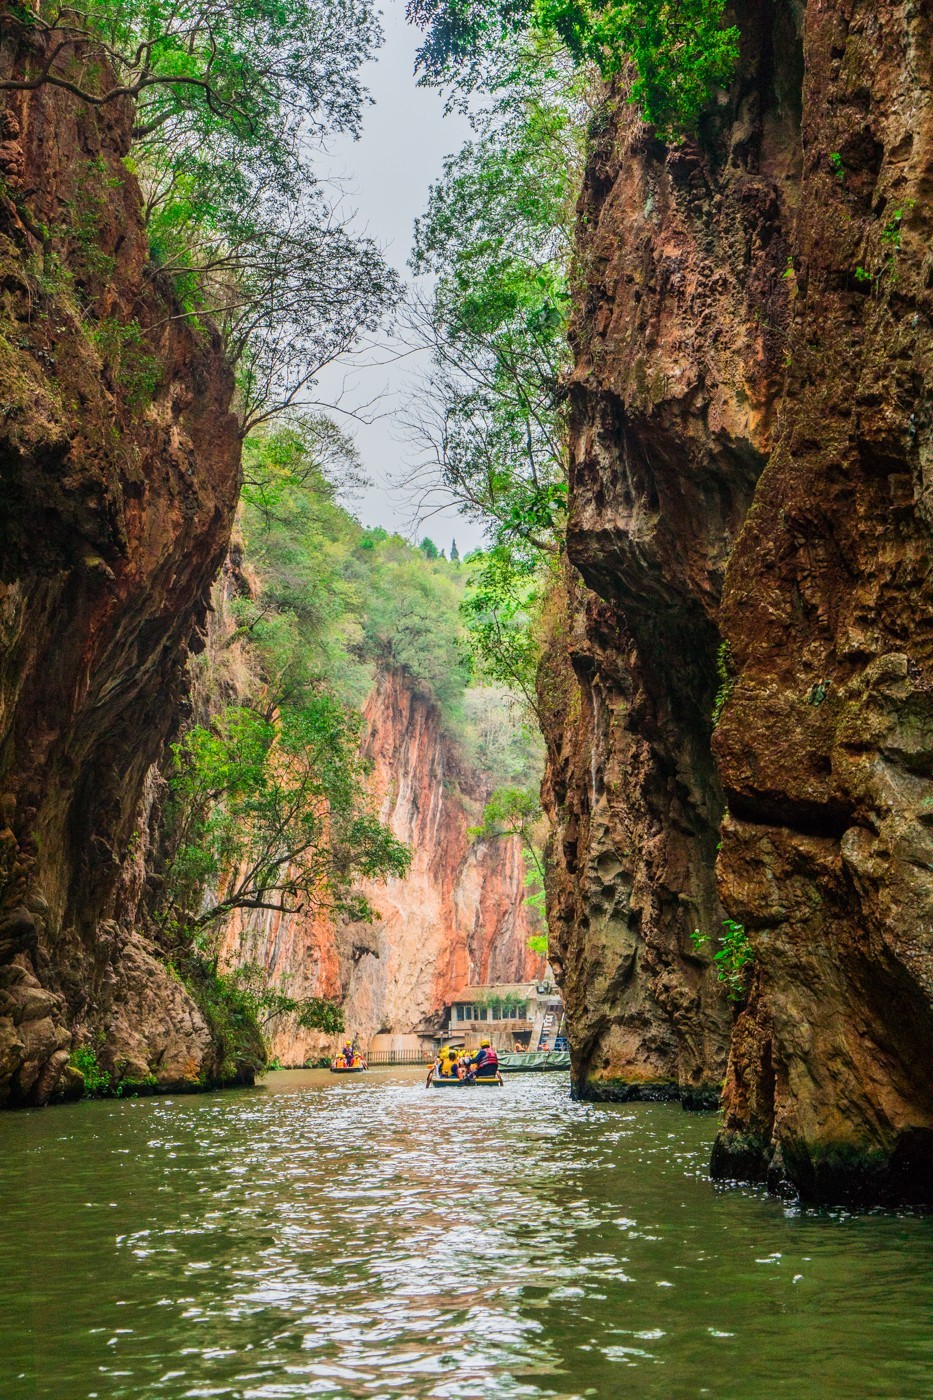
1;1068;931;1399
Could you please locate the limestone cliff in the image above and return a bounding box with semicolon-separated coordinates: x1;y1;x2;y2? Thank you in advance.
540;566;731;1106
554;0;933;1200
0;30;243;1104
222;667;545;1064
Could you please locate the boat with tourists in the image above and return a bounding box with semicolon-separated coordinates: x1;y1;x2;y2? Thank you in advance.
427;1039;502;1087
330;1042;367;1073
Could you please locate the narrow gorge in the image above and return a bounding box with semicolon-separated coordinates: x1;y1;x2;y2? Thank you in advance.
2;1;933;1394
0;0;930;1212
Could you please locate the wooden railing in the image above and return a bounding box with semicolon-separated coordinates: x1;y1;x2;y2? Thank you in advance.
365;1049;433;1066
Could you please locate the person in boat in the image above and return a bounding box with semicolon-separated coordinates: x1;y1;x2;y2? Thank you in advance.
427;1045;450;1085
466;1038;501;1082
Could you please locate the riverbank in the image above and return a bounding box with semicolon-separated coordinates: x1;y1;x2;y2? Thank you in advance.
2;1068;930;1398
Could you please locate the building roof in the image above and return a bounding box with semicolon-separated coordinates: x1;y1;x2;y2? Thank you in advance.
447;981;559;1003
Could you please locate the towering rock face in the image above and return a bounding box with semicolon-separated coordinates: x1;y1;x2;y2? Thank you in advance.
0;35;242;1104
557;0;933;1199
222;668;545;1064
540;568;731;1105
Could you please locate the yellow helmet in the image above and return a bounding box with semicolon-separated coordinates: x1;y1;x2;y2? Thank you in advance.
480;1038;491;1048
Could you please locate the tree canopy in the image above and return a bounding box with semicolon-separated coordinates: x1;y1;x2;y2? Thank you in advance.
4;0;400;426
405;0;740;135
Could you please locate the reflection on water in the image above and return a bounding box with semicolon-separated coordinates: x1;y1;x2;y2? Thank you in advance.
1;1068;930;1399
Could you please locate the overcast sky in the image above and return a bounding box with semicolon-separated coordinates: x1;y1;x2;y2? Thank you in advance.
314;2;488;555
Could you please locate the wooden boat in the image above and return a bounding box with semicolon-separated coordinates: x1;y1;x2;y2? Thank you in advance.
430;1072;501;1088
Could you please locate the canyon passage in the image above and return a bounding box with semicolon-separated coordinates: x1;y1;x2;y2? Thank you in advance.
2;0;933;1394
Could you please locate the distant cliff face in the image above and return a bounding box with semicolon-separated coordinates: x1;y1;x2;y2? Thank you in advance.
556;0;933;1199
0;33;242;1104
222;668;545;1063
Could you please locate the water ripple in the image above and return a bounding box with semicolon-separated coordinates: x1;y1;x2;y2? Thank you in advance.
1;1069;931;1399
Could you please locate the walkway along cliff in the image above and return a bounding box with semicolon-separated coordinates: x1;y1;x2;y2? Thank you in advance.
0;31;244;1104
546;0;933;1201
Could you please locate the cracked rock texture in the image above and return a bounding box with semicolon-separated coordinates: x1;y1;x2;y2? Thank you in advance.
550;0;933;1200
0;30;242;1104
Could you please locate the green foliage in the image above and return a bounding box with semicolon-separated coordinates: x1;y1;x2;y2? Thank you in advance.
360;535;470;717
163;699;411;943
222;962;345;1035
88;317;162;408
180;957;268;1082
852;202;914;293
239;420;528;756
407;41;576;559
68;1046;159;1098
462;685;543;790
470;785;547;923
13;0;398;427
407;0;739;135
690;919;753;1002
68;1046;111;1097
527;933;548;955
711;640;733;725
461;545;549;716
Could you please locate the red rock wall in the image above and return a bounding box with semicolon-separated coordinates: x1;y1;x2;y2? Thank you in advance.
0;30;242;1103
556;0;933;1200
222;668;545;1063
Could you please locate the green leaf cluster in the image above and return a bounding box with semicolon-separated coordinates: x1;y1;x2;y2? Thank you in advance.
690;919;753;1002
67;1045;159;1098
407;0;740;135
222;962;345;1035
469;784;547;925
163;697;411;942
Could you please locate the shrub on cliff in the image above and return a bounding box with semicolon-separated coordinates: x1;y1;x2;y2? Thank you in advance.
161;699;411;948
